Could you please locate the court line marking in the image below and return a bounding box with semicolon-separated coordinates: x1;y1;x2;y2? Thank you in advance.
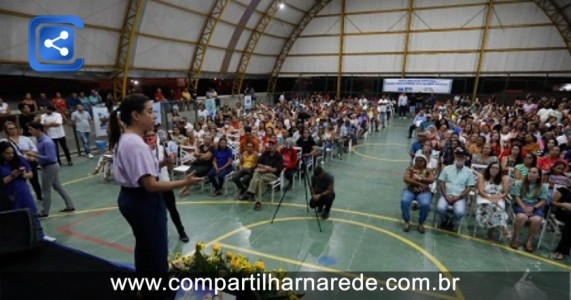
219;241;459;300
62;173;101;186
43;200;571;271
204;216;462;300
352;143;411;162
56;211;134;254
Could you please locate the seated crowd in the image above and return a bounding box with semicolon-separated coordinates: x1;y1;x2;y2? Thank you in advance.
401;95;571;260
2;90;570;262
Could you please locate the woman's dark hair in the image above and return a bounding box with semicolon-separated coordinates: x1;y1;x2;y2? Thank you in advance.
524;153;537;167
510;145;524;165
541;137;558;156
109;94;151;149
0;141;22;170
483;162;503;185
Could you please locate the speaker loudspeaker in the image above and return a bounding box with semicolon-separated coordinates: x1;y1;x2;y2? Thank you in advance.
0;208;39;256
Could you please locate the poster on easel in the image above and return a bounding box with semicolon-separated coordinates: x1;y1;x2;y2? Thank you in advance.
152;102;162;125
93;107;109;137
205;98;216;117
244;95;252;110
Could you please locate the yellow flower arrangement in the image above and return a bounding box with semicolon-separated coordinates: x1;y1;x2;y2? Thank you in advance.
254;260;265;272
170;242;302;299
212;243;222;254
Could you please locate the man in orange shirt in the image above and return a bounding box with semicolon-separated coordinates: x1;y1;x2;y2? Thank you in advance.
239;126;260;153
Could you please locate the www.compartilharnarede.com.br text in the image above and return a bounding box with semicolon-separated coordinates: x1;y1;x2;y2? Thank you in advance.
110;272;460;294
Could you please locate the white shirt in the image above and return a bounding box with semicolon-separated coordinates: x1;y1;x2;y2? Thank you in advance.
0;102;8;114
198;109;208;120
537;108;553;123
41;112;65;139
152;144;171;182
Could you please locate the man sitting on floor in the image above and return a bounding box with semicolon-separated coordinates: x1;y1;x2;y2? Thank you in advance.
239;138;283;211
309;166;335;220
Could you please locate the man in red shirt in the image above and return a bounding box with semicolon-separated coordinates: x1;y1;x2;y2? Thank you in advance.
280;139;298;190
154;88;165;102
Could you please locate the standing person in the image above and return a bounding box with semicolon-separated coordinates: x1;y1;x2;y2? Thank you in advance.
3;122;42;201
70;104;93;158
309;166;335;220
108;94;201;282
0;142;55;241
144;130;189;243
398;93;408;119
27;122;75;217
40;106;72;166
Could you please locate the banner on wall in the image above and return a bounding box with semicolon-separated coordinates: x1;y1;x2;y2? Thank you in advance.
152;102;162;125
383;78;453;94
244;95;252;110
205;98;216;117
93;107;109;137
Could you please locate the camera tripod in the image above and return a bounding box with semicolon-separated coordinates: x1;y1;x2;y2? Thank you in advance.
271;161;322;232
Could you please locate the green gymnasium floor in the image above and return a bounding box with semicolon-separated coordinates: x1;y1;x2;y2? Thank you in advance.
40;118;570;278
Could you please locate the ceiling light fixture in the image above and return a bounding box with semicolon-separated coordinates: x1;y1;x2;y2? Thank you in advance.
278;2;285;10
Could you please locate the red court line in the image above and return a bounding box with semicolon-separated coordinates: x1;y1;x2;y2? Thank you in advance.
57;211;134;254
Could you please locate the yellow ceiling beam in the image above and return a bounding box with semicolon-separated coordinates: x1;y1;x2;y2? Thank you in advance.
112;0;147;101
472;0;494;99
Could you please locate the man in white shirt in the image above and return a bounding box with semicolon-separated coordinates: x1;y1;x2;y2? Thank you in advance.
377;98;388;129
398;93;408;119
41;106;73;166
71;104;93;158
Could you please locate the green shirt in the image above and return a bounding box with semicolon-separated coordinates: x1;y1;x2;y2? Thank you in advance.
438;165;476;196
512;181;548;204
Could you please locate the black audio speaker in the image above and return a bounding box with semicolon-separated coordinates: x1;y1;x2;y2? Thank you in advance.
0;208;39;256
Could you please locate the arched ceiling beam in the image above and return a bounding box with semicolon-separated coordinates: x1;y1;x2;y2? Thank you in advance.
532;0;571;56
336;0;345;99
473;0;494;99
219;0;261;74
188;0;230;91
401;0;415;78
231;0;281;96
267;0;333;94
112;0;147;101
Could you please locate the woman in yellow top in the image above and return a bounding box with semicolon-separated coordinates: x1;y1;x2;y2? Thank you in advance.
232;141;259;197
